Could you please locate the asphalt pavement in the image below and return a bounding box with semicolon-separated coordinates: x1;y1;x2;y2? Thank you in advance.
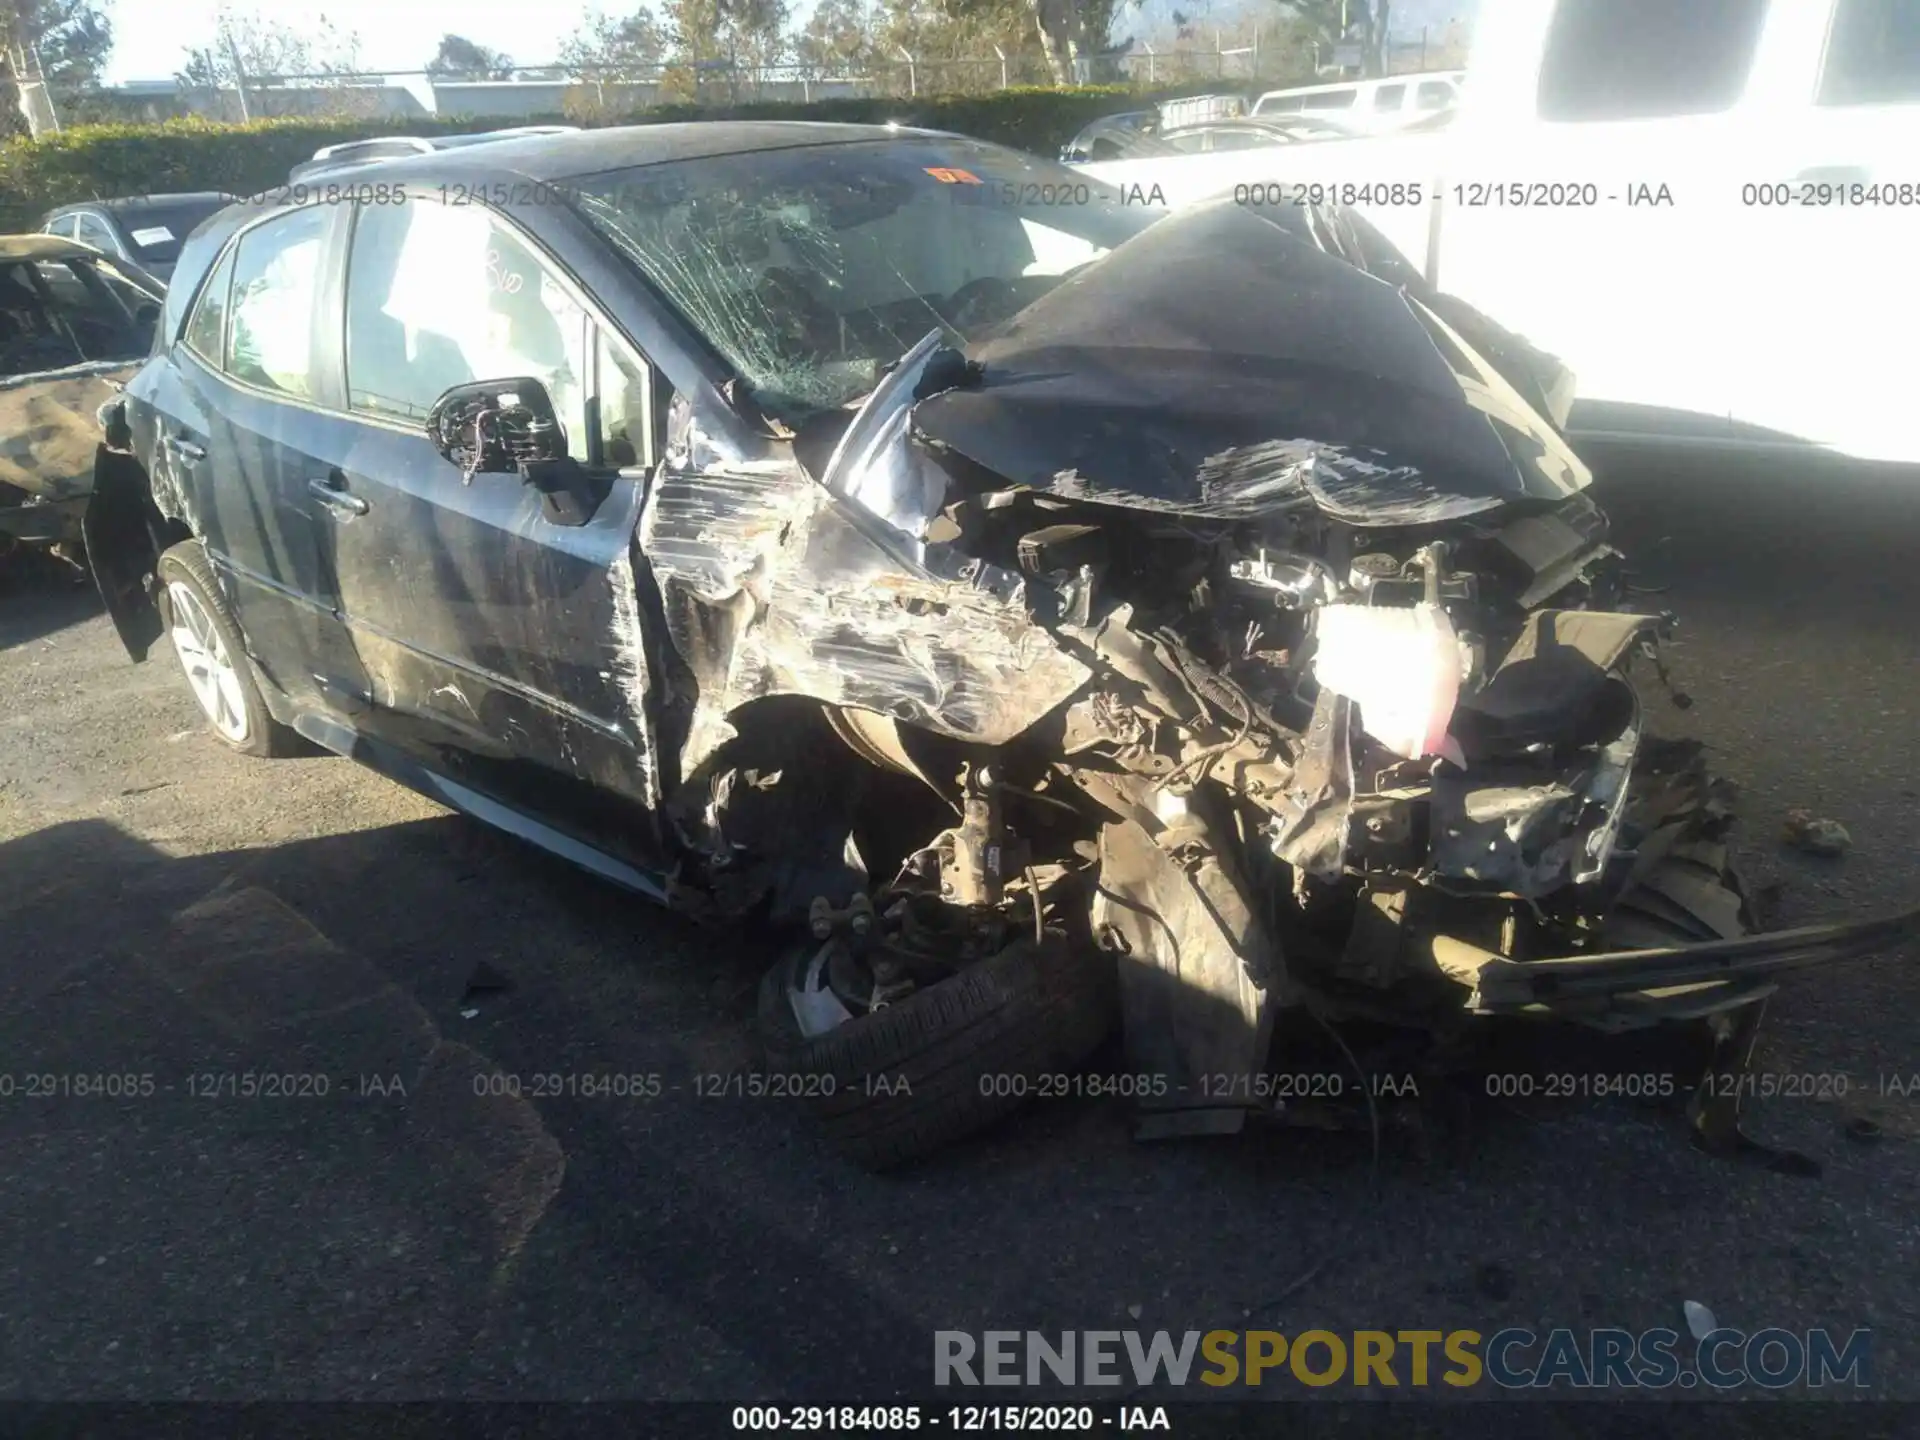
1;452;1917;1404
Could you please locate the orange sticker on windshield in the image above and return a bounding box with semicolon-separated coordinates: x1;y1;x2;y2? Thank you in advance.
924;167;982;184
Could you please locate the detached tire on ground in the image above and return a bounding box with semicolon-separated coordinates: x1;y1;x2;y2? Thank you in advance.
756;936;1116;1171
156;540;302;759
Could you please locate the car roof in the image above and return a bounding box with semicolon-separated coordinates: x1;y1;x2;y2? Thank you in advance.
337;121;950;185
46;192;233;218
0;233;97;262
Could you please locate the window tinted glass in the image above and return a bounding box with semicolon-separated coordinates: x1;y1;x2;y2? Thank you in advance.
0;257;147;371
46;215;77;237
75;213;117;251
1821;0;1920;105
1415;80;1454;109
121;201;228;265
1303;89;1357;109
1538;0;1767;120
183;246;236;366
1373;84;1407;110
345;200;589;448
227;207;328;399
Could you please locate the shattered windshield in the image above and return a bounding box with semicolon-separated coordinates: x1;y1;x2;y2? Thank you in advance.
573;138;1165;418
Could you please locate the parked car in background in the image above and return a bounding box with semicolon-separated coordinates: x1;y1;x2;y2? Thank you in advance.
1153;92;1248;129
1251;71;1463;132
1158;115;1365;153
0;234;163;564
82;123;1918;1172
40;193;235;282
1058;110;1163;163
1085;0;1920;465
286;125;581;182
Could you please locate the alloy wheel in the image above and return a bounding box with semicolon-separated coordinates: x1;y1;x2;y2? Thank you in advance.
166;579;250;744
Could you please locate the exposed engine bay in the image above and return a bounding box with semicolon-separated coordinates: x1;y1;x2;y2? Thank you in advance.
625;198;1919;1167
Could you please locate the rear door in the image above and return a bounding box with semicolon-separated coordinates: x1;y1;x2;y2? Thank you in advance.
160;203;361;715
297;193;665;863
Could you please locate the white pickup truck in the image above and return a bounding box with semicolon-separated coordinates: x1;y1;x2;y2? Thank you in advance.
1085;0;1920;465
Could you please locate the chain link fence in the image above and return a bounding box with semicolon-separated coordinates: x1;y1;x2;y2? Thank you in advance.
16;26;1469;134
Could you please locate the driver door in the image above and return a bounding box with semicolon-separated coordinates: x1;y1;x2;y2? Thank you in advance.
301;195;667;865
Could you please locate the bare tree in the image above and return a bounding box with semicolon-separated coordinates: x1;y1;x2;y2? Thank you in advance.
175;6;363;85
1;0;111;134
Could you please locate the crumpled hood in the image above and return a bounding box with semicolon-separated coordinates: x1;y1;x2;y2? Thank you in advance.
912;200;1591;527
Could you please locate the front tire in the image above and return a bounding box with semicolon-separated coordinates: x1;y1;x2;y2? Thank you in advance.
756;934;1116;1171
156;541;299;758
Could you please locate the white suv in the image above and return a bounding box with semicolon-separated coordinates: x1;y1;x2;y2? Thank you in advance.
1251;72;1463;133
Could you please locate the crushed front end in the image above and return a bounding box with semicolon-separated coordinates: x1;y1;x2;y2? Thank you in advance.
627;197;1919;1165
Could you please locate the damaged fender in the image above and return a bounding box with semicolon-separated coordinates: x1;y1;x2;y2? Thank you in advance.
637;376;1092;784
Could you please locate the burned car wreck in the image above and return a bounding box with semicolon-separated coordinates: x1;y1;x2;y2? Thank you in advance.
84;125;1919;1170
0;235;163;566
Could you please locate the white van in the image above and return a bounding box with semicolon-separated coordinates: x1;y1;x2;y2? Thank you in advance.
1251;72;1463;132
1085;0;1920;466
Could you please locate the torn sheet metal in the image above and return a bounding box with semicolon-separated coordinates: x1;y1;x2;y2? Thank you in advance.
604;540;661;808
639;419;1091;779
1269;688;1356;880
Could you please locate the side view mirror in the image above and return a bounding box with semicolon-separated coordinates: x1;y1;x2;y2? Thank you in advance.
425;377;612;528
426;377;570;481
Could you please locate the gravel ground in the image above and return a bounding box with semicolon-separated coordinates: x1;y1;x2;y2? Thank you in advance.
0;453;1916;1405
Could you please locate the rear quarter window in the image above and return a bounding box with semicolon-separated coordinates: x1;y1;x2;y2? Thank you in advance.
1537;0;1768;120
1820;0;1920;106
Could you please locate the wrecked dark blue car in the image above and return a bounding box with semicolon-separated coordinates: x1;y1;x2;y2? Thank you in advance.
84;123;1920;1169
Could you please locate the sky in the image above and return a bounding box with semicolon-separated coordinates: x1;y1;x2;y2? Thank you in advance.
104;0;609;84
101;0;1479;84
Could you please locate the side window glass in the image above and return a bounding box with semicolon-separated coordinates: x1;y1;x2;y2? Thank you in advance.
227;207;328;400
345;199;589;452
79;214;125;257
183;246;236;366
1415;81;1454;110
47;215;77;237
1821;0;1920;106
595;330;653;469
1537;0;1768;121
1374;84;1407;111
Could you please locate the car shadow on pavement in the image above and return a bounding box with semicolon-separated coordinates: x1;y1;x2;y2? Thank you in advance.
0;816;932;1400
0;566;102;651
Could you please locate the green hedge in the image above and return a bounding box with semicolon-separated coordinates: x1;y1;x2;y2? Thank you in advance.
0;86;1159;233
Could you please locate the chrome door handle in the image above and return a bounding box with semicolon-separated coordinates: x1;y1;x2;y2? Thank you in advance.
308;474;369;517
162;434;205;462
